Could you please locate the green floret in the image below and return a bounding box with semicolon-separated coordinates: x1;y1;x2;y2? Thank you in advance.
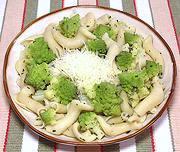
144;60;162;79
124;32;142;45
45;76;77;105
116;51;134;71
78;112;104;139
86;39;107;56
40;108;56;125
92;82;122;116
93;24;117;40
58;14;80;38
26;37;56;65
25;63;51;90
118;71;145;94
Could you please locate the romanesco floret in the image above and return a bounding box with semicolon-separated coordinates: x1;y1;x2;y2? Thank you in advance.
25;63;51;90
40;108;56;125
118;71;145;94
58;14;80;38
124;32;142;45
93;24;117;40
45;76;77;105
26;37;56;65
144;60;162;79
92;82;122;116
115;51;134;71
86;39;107;56
78;112;104;139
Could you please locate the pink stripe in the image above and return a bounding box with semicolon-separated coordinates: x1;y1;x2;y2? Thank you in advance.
0;0;25;151
150;0;180;151
167;0;180;53
78;0;96;5
133;0;138;16
150;127;155;152
3;109;11;152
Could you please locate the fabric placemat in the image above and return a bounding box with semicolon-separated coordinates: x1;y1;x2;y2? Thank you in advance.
0;0;179;152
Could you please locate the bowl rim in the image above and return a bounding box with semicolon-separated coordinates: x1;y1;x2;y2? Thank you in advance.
3;5;177;146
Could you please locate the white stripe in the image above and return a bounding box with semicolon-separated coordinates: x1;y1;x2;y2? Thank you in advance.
135;0;153;26
37;0;50;17
109;0;123;11
120;138;136;152
56;144;75;152
135;0;173;152
153;111;173;152
21;126;39;152
0;0;7;35
64;0;77;7
110;0;136;151
21;1;51;152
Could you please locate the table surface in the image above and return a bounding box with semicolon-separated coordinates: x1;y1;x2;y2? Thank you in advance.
0;0;179;152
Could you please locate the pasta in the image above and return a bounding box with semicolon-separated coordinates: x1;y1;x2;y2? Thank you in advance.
81;12;96;31
44;24;64;56
143;35;164;68
134;77;164;116
15;12;165;142
16;86;44;114
97;116;142;136
45;100;93;135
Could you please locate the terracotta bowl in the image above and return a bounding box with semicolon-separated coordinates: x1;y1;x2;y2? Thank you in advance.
3;5;177;146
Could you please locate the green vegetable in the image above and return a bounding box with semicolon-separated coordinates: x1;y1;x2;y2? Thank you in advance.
58;14;80;38
93;24;116;40
25;63;51;90
119;71;145;94
116;51;134;71
86;39;107;56
124;32;142;45
92;82;122;116
40;108;56;125
26;37;56;66
45;76;77;105
78;112;104;138
144;60;162;79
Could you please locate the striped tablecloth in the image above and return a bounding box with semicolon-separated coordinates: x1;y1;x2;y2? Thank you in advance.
0;0;179;152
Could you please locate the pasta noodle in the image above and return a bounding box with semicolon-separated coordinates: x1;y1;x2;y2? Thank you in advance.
96;14;111;25
16;86;44;114
97;116;142;136
44;24;64;56
134;77;164;116
120;91;134;115
52;27;96;49
45;100;93;135
143;35;164;68
107;116;123;124
81;12;96;31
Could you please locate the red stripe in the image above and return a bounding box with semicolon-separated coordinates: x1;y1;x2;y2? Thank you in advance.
167;0;180;52
150;127;155;152
96;0;99;6
3;109;12;152
2;0;27;151
133;0;138;16
62;0;64;9
54;143;57;152
21;0;27;30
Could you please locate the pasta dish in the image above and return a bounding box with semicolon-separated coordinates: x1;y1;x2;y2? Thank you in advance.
15;12;164;142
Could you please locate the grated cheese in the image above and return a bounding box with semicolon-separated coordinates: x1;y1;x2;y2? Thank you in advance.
50;50;119;92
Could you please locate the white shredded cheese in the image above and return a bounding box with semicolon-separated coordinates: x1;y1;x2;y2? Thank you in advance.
50;50;119;92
